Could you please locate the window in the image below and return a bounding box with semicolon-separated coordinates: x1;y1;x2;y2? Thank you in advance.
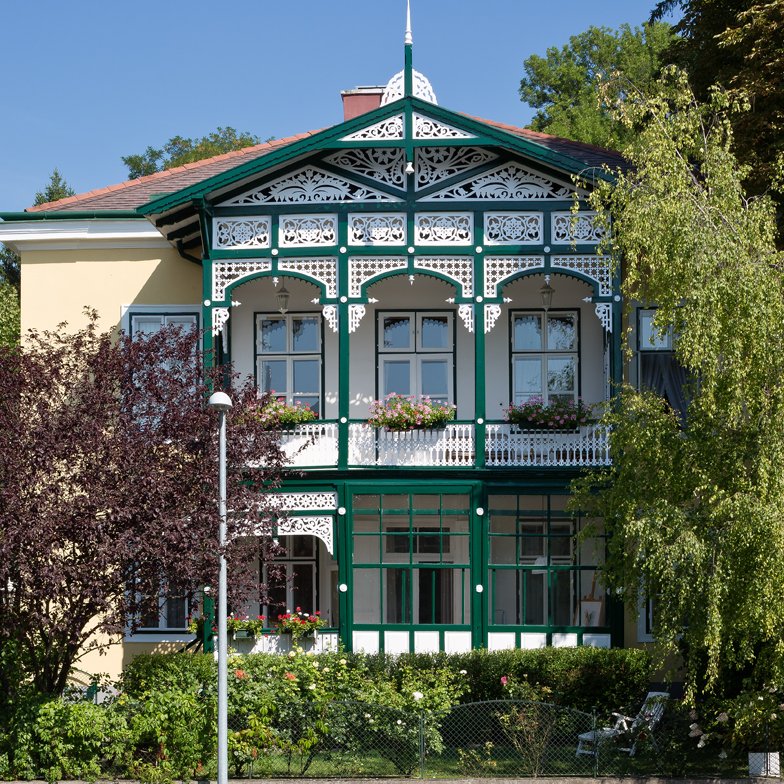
262;535;318;622
488;494;605;628
139;594;190;631
511;311;578;404
256;314;322;415
637;308;688;417
130;313;198;335
351;493;470;627
378;312;454;403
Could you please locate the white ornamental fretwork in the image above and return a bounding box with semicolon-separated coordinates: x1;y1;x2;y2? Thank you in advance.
340;115;404;141
415;213;473;245
483;256;544;298
484;213;543;245
484;304;502;334
381;71;438;105
594;302;612;333
279;215;337;247
221;166;397;205
422;162;573;201
324;149;405;190
274;491;338;511
458;304;474;333
413;113;473;139
322;305;338;333
416;147;496;190
211;307;230;337
551;211;606;244
551;255;612;297
277;515;334;556
349;256;408;297
213;259;272;301
213;217;270;249
348;304;366;333
415;256;474;298
277;257;338;299
348;214;406;246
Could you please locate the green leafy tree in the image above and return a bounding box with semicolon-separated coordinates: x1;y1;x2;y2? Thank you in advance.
519;22;675;149
0;282;20;347
122;126;262;179
0;245;19;290
571;68;784;699
652;1;784;202
33;168;75;206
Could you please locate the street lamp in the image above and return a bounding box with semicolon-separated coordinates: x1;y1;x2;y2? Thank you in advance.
208;390;232;784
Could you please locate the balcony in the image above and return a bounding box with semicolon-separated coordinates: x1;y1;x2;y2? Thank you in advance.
278;421;610;469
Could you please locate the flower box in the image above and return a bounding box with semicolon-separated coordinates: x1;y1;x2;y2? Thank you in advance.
506;397;593;430
368;394;456;431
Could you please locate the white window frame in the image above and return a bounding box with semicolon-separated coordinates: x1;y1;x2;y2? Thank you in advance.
255;313;322;413
121;304;201;335
511;310;579;405
638;308;674;351
377;311;454;402
262;535;318;622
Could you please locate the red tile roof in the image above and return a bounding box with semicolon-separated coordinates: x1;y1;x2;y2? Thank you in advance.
27;118;623;213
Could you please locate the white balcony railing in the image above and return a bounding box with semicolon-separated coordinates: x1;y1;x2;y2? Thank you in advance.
348;423;475;467
276;421;610;469
279;422;339;467
485;423;610;468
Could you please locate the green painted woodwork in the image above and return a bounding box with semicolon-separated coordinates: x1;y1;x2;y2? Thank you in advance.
203;592;215;653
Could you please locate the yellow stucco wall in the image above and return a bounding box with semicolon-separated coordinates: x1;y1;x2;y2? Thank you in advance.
20;247;201;334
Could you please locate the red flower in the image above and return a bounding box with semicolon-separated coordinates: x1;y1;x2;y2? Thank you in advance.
284;672;296;681
295;606;302;612
315;610;321;616
234;669;247;679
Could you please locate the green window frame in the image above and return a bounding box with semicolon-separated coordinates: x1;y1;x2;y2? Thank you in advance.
487;494;606;629
351;492;471;627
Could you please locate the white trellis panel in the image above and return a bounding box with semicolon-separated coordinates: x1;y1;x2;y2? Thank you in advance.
551;211;606;244
416;147;497;190
213;217;271;249
278;215;338;247
348;213;407;246
279;422;339;468
483;256;545;298
348;423;475;467
550;255;612;297
484;212;543;245
213;259;272;301
340;115;404;141
324;149;406;190
485;424;610;467
414;213;473;245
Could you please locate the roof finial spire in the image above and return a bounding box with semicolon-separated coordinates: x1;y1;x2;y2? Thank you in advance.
404;0;413;96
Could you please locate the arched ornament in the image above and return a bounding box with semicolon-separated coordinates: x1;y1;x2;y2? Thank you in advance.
274;491;338;511
213;259;272;301
551;255;612;297
340;115;404;141
277;257;338;299
349;256;408;298
220;166;398;205
414;256;474;298
416;147;497;190
324;149;406;190
483;256;544;298
277;515;334;556
381;69;438;105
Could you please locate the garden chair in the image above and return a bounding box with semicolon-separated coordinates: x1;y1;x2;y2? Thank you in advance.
576;691;669;757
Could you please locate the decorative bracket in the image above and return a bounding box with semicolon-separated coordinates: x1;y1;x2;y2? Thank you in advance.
594;303;612;333
277;515;334;556
348;304;366;333
457;304;474;333
484;304;502;334
322;305;338;333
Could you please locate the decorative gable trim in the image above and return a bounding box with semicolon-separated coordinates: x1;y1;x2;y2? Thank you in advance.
339;115;404;141
413;113;474;139
324;148;406;190
219;166;400;206
421;161;576;202
415;147;497;190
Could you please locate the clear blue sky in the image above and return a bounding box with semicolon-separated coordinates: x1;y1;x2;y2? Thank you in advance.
0;0;676;211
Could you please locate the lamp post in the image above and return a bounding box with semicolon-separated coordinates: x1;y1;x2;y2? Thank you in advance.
208;390;232;784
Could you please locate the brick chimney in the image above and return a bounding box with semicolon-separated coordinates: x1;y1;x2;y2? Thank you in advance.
341;86;386;121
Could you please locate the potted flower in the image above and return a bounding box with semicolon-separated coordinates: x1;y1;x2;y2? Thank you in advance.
368;394;456;431
506;397;593;431
275;607;327;644
252;395;317;430
226;613;266;639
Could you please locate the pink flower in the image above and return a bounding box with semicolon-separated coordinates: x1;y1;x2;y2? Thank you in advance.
500;676;509;686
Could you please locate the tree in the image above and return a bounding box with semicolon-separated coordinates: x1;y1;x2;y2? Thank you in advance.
0;315;285;702
652;1;784;202
122;127;262;179
571;68;784;699
0;282;19;347
33;168;75;206
0;245;19;291
519;22;675;150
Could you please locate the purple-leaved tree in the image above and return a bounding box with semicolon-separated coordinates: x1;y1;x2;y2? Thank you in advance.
0;311;285;699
